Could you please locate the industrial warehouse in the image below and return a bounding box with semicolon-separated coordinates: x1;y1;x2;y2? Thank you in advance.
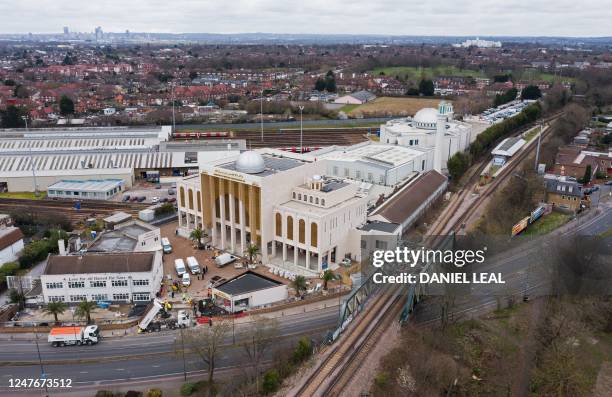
0;125;244;193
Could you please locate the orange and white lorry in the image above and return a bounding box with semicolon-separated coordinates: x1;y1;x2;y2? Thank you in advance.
47;325;100;347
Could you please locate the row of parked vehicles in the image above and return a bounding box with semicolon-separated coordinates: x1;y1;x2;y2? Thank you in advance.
174;256;202;287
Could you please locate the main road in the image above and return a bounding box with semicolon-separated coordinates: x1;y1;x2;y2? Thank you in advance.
0;305;339;394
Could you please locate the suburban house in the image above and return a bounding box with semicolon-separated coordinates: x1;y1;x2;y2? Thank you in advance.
0;227;24;265
543;174;585;212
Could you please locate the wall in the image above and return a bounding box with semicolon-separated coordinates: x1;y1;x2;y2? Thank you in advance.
0;239;23;265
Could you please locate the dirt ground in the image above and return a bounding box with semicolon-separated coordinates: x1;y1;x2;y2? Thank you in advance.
348;97;446;117
157;222;297;304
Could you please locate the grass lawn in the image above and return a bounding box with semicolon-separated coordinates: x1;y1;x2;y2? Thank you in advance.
339;104;360;113
519;69;577;84
0;191;46;200
523;126;542;142
371;65;485;81
523;211;570;236
348;96;444;117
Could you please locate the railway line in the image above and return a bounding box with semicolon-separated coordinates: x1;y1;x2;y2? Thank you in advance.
427;111;565;240
173;127;371;150
0;198;147;225
294;290;402;397
292;111;566;396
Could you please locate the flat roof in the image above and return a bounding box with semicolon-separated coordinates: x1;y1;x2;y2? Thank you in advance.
44;252;155;275
359;221;400;233
215;271;282;296
373;171;447;225
48;179;124;192
219;155;304;177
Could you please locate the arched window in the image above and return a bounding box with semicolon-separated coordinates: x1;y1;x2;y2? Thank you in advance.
179;187;186;207
311;222;318;247
188;189;194;210
287;216;294;240
196;191;201;212
298;219;305;244
275;213;282;237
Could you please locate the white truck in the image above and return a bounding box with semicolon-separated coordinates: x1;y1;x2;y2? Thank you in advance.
215;253;237;268
48;325;100;347
138;298;164;332
174;258;187;276
186;256;201;274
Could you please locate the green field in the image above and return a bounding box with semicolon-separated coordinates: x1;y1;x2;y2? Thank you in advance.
523;211;571;236
371;65;485;80
0;191;46;200
339;104;360;113
518;68;577;83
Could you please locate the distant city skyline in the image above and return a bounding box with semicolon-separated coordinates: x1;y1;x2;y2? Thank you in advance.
0;0;610;37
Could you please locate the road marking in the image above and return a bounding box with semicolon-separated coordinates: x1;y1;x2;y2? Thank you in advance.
152;365;160;368
115;368;125;371
80;371;88;374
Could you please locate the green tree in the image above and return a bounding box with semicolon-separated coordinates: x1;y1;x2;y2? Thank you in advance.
291;275;307;297
314;78;326;92
321;269;335;290
262;369;280;394
325;70;336;92
9;289;26;310
189;228;204;249
291;337;312;364
0;105;26;128
44;301;67;323
582;164;592;184
521;85;542;100
59;95;75;116
244;243;259;264
447;151;471;181
419;79;435;96
406;87;420;96
75;299;97;324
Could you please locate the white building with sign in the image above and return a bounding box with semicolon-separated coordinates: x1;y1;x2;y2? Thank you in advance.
40;251;163;304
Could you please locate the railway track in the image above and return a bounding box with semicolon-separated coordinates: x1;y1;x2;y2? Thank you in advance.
0;198;147;225
427;111;565;240
294;290;402;397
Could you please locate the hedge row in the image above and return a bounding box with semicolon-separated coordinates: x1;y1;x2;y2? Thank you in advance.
447;102;542;181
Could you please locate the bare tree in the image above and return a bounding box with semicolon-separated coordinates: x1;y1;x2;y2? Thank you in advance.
182;320;232;392
240;316;279;392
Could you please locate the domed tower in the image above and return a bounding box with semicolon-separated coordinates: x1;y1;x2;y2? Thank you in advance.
235;151;266;174
438;101;454;121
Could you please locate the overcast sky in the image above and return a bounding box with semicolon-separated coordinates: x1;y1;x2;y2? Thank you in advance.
0;0;609;37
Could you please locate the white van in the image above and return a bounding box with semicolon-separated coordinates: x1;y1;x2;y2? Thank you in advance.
214;253;237;268
161;238;172;254
174;258;187;276
182;273;191;287
186;256;201;274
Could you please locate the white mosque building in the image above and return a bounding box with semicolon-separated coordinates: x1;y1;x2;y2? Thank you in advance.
379;101;472;172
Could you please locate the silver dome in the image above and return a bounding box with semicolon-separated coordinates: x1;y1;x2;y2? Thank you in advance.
235;151;266;174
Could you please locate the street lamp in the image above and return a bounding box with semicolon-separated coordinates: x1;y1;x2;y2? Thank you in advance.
299;105;304;154
171;83;176;134
260;89;264;142
22;116;39;196
34;329;49;397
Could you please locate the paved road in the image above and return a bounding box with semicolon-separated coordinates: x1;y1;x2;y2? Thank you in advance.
414;199;612;326
0;305;339;394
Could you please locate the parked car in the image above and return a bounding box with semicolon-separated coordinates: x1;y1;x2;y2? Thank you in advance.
168;188;176;195
137;196;146;202
340;258;352;267
168;197;176;203
130;196;139;202
122;195;131;202
151;197;160;204
159;197;168;203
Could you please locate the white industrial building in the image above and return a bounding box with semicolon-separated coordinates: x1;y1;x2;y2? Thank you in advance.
86;219;162;253
47;179;125;200
308;142;433;187
212;271;288;312
0;226;24;265
0;125;245;192
40;251;164;304
379;101;472;172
